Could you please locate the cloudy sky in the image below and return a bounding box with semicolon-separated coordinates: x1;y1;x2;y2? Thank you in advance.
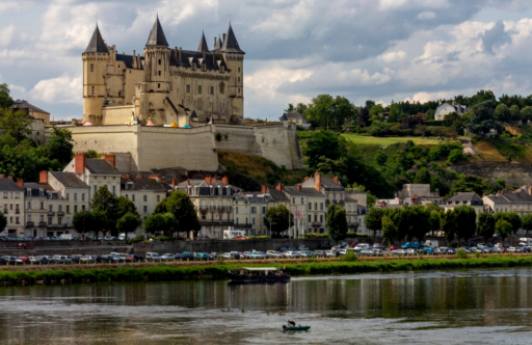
1;0;532;120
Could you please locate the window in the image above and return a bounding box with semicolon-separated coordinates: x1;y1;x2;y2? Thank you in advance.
198;85;202;94
74;205;78;213
308;215;311;222
143;205;147;214
74;193;77;201
143;195;147;202
219;82;225;94
82;205;86;211
27;201;31;209
157;83;160;88
40;202;44;210
112;186;116;195
82;193;85;201
262;206;266;214
15;217;19;225
251;207;256;214
156;195;160;202
186;84;191;93
49;205;53;212
210;86;214;95
314;202;318;210
320;203;323;211
235;207;238;214
320;215;323;223
308;202;312;210
90;64;94;72
314;214;317;222
158;59;161;65
132;194;136;202
66;205;70;214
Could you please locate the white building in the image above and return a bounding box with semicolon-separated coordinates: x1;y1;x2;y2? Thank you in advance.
483;186;532;214
434;103;466;121
0;178;24;237
121;176;168;218
64;153;121;198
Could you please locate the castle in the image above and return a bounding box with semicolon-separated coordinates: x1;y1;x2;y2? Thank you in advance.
83;17;244;126
69;17;302;172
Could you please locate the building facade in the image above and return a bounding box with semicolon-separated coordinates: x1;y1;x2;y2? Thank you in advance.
82;18;244;126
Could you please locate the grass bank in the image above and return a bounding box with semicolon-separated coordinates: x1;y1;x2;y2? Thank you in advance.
2;256;532;287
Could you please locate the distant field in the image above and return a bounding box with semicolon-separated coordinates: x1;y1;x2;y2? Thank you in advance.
341;133;449;147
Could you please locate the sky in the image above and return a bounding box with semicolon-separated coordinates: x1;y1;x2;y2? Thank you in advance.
2;0;532;120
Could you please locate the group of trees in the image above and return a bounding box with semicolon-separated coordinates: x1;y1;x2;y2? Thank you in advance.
73;186;141;238
365;205;532;244
0;84;74;181
289;89;532;139
143;190;200;238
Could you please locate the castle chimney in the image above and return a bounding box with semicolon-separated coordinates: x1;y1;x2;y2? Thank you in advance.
221;176;229;186
103;153;116;168
39;171;48;185
204;175;212;185
15;178;24;189
314;171;321;192
275;183;284;192
74;152;86;175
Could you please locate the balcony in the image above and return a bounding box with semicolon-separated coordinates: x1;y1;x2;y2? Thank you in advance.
38;221;47;228
25;221;34;228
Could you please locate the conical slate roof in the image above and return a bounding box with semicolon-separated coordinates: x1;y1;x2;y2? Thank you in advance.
197;32;209;52
146;16;169;47
84;26;109;53
221;24;244;54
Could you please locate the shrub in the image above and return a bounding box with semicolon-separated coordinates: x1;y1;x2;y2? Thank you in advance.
456;248;469;259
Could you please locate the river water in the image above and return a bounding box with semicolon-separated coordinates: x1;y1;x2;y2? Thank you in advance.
1;268;532;344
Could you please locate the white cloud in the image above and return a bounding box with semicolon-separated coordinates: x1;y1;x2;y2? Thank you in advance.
31;74;81;104
379;50;407;63
0;25;15;47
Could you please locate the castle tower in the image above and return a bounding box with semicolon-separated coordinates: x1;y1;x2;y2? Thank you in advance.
140;16;171;123
82;25;109;125
197;31;209;53
220;24;245;122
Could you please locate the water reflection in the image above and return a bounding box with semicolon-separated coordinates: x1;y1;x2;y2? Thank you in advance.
0;269;532;344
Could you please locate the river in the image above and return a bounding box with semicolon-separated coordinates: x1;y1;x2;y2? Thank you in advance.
1;268;532;344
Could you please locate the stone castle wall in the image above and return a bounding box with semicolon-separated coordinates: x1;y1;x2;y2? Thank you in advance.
68;123;302;172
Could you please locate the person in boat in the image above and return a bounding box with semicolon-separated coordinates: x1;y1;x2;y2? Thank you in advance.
287;320;296;326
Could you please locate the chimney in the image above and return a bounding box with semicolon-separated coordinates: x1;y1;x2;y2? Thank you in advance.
204;175;212;185
528;185;532;196
39;171;48;185
15;178;24;189
332;176;340;185
275;183;284;192
260;185;269;193
103;153;116;168
296;184;302;192
171;176;177;187
314;171;321;192
148;174;161;183
74;152;86;175
221;175;229;186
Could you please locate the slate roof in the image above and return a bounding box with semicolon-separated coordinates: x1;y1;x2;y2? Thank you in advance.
284;186;324;198
122;177;168;192
221;24;244;54
448;192;482;204
269;188;289;202
85;159;120;175
0;178;22;191
146;16;168;47
49;171;88;189
84;26;109;53
170;49;228;71
12;100;49;115
488;187;532;205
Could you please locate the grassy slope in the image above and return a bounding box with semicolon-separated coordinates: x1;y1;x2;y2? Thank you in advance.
341;133;449;147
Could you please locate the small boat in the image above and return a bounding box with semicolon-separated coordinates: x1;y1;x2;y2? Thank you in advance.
282;323;310;332
228;267;290;285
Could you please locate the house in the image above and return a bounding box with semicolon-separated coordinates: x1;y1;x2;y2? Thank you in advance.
121;176;168;218
11;99;50;125
0;178;24;237
483;186;532;214
434;103;466;121
177;176;239;239
445;192;483;212
283;184;327;238
233;191;270;236
64;153;121;198
279;112;309;128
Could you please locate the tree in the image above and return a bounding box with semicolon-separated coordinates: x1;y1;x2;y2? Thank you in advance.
0;108;30;142
495;219;513;240
155;191;200;236
116;212;141;237
44;128;73;167
264;204;293;238
494;103;510;121
428;209;442;234
494;212;521;234
144;212;175;236
442;206;476;242
304;130;347;170
91;186;119;233
0;212;6;234
73;211;104;238
477;213;495;240
381;214;398;243
365;207;384;240
326;204;347;241
521;214;532;237
116;196;138;218
0;83;13;108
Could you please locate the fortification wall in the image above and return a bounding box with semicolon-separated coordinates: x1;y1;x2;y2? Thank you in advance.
213;124;261;155
137;126;218;171
255;125;303;169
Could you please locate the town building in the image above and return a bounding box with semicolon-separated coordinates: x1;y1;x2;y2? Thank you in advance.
377;184;442;207
444;192;483;212
279;112;309;128
483;186;532;214
64;153;121;198
177;177;239;239
82;17;244;127
121;176;168;218
0;178;24;236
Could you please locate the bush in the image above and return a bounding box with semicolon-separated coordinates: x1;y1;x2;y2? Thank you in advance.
456;248;469;259
343;251;358;262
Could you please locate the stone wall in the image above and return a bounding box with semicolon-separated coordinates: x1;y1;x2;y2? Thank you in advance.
69;123;302;172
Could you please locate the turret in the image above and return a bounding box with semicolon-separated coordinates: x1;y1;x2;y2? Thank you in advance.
82;25;109;125
220;24;245;122
140;15;171;122
197;31;209;53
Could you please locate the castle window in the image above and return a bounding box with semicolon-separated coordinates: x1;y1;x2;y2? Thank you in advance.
198;85;202;94
90;64;94;72
157;83;160;88
186;84;191;93
158;70;161;76
158;59;161;65
91;86;95;96
210;86;214;95
219;82;225;94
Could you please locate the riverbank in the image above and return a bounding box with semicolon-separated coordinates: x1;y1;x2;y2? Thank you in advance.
2;255;532;286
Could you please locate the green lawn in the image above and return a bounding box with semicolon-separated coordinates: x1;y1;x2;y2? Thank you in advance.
341;133;449;147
